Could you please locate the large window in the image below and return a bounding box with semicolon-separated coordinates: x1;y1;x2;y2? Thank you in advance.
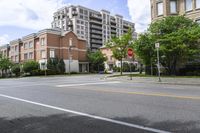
40;38;45;46
50;49;55;58
157;2;163;16
29;52;33;59
185;0;193;11
170;0;177;13
29;41;33;48
196;0;200;8
24;43;28;49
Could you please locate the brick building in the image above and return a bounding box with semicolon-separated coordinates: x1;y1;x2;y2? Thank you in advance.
151;0;200;22
0;44;10;58
0;28;89;73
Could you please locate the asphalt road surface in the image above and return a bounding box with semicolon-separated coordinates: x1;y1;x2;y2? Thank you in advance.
0;75;200;133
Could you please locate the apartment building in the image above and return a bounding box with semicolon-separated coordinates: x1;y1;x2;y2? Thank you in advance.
51;5;136;51
0;44;10;58
151;0;200;22
0;28;89;73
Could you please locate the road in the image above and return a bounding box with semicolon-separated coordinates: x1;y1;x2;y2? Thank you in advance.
0;75;200;133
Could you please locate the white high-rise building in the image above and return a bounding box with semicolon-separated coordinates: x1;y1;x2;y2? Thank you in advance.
51;5;137;51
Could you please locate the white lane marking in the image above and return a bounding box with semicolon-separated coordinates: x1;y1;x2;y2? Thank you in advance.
0;94;170;133
56;81;121;87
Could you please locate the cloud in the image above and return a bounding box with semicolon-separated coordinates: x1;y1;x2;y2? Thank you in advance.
127;0;151;33
0;34;9;45
0;0;66;30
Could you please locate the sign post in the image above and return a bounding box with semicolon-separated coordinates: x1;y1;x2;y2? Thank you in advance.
155;43;161;82
127;48;134;80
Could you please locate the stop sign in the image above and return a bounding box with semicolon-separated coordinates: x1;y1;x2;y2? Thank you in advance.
127;48;134;58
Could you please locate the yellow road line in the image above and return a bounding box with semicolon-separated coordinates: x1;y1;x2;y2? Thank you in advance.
70;87;200;100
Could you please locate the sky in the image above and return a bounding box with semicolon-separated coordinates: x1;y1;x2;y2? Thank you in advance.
0;0;151;46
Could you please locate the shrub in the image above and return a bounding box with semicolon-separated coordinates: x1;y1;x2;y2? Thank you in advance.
11;64;21;77
23;61;39;75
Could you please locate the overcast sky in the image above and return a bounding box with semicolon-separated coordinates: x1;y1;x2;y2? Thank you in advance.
0;0;151;45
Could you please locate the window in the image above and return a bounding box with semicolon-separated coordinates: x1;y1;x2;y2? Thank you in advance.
84;10;88;15
50;49;55;58
170;0;177;13
80;15;83;19
15;56;18;62
185;0;193;11
24;53;28;60
41;50;46;59
29;52;33;59
40;38;45;46
157;2;163;16
79;9;83;14
29;41;33;48
15;46;18;52
24;43;28;49
69;38;73;46
196;0;200;8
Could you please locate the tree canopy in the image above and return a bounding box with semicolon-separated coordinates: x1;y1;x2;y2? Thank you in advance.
106;29;133;75
134;16;200;75
87;50;107;72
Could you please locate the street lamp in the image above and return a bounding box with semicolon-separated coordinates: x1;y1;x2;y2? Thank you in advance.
155;43;161;82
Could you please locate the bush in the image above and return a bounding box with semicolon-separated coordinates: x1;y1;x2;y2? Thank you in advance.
31;69;58;76
122;62;136;72
23;61;39;75
11;64;21;77
113;66;121;72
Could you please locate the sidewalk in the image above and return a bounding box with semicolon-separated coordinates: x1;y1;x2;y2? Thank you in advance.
105;75;200;86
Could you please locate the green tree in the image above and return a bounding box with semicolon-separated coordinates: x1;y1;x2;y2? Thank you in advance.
23;60;39;75
134;33;156;75
106;29;133;75
11;64;21;77
134;16;200;75
57;59;65;74
0;54;13;77
47;57;60;73
87;50;107;72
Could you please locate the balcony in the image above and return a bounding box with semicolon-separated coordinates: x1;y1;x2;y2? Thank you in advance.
111;29;116;33
90;30;102;35
91;35;102;39
91;39;102;44
90;13;102;21
90;19;102;25
90;25;102;30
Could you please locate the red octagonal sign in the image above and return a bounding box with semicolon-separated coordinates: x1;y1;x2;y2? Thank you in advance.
127;48;134;58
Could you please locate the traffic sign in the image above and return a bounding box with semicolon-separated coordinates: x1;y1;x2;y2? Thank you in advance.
127;48;134;58
155;43;160;48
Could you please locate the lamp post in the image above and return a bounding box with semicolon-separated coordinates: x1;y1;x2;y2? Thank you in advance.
155;43;161;82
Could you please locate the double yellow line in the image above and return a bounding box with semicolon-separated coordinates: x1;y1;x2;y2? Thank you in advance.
74;87;200;101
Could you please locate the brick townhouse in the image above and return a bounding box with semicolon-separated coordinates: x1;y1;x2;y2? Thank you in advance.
0;28;89;73
0;44;10;58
